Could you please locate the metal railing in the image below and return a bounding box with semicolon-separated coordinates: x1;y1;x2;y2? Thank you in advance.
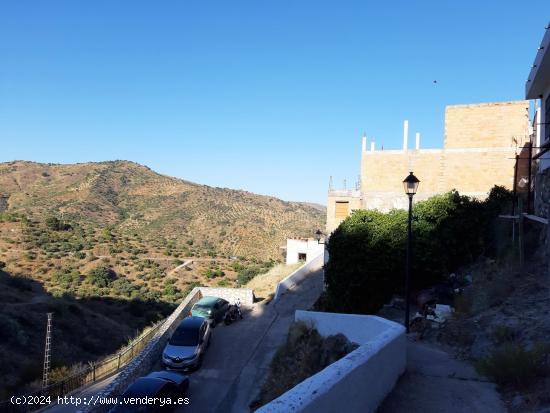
0;319;165;412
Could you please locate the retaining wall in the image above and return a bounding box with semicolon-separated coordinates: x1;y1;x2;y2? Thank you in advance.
274;252;324;301
79;286;253;412
198;287;254;305
256;311;406;413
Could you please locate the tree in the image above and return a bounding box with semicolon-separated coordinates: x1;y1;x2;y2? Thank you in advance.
45;216;71;231
86;265;116;288
324;188;512;314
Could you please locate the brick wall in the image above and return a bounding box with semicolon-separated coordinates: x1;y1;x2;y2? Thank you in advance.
356;100;530;212
444;100;529;149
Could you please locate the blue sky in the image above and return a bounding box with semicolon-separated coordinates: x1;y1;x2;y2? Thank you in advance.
0;1;547;204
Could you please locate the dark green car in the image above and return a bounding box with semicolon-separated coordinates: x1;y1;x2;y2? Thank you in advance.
190;296;229;326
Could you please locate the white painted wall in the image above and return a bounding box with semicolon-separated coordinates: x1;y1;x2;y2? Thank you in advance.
257;311;406;413
274;252;324;300
286;239;325;265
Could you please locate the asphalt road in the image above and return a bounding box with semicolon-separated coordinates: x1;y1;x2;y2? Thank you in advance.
44;267;323;413
175;268;324;413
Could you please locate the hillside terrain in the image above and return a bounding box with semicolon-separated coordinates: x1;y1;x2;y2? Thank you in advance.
0;160;324;260
0;160;325;397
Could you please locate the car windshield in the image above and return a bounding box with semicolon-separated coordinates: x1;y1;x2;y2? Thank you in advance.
193;304;212;311
169;326;199;346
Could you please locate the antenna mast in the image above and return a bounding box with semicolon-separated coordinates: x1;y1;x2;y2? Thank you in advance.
42;313;53;389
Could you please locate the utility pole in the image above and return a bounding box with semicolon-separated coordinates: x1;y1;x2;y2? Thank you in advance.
42;313;53;389
512;154;519;242
518;198;524;267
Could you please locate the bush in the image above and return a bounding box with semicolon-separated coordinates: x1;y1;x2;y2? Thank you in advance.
111;277;137;297
86;266;116;288
45;216;71;231
476;343;550;389
253;322;357;408
53;268;81;289
325;187;512;314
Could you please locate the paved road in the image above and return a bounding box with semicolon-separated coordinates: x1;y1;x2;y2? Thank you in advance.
44;267;323;413
176;268;324;413
378;340;506;413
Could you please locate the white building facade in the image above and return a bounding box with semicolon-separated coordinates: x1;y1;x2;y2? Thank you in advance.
285;238;325;265
526;22;550;220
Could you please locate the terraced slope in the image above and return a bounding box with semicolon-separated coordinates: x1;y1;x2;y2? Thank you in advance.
0;160;325;260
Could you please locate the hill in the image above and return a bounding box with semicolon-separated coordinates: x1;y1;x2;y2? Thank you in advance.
0;160;325;397
0;160;324;259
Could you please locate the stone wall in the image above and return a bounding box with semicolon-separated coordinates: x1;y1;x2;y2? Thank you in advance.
79;286;253;412
197;287;254;305
79;287;203;413
535;168;550;219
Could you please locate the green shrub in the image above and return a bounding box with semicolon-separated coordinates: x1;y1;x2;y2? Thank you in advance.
45;216;71;231
164;281;179;296
53;268;81;289
325;187;512;314
74;251;86;260
86;265;116;288
111;277;137;297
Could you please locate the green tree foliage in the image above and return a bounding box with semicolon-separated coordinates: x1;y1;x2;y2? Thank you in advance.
86;265;116;288
53;268;82;290
45;216;71;231
324;187;512;314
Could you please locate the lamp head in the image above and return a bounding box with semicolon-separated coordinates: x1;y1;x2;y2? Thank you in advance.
403;172;420;196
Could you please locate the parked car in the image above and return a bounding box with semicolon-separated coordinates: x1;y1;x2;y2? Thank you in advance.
108;370;189;412
190;296;229;326
162;316;211;370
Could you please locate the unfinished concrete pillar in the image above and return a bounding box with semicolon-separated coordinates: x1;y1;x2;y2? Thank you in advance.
403;120;409;150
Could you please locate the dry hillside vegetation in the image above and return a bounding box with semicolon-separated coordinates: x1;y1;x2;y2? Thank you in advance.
0;160;324;398
0;160;324;260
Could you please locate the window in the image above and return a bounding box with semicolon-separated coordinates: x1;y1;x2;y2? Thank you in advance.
545;95;550;141
298;253;307;261
335;201;349;219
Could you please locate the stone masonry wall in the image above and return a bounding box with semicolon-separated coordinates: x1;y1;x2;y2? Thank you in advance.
80;287;253;412
198;287;255;305
535;168;550;219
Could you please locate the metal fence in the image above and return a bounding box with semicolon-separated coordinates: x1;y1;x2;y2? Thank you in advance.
1;319;165;412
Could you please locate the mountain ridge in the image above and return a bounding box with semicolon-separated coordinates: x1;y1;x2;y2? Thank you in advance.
0;160;325;259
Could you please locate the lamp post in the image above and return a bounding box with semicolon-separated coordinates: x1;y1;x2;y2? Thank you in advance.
403;171;420;333
314;229;325;244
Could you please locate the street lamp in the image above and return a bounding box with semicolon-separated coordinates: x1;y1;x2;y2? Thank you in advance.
314;229;325;244
402;172;420;333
